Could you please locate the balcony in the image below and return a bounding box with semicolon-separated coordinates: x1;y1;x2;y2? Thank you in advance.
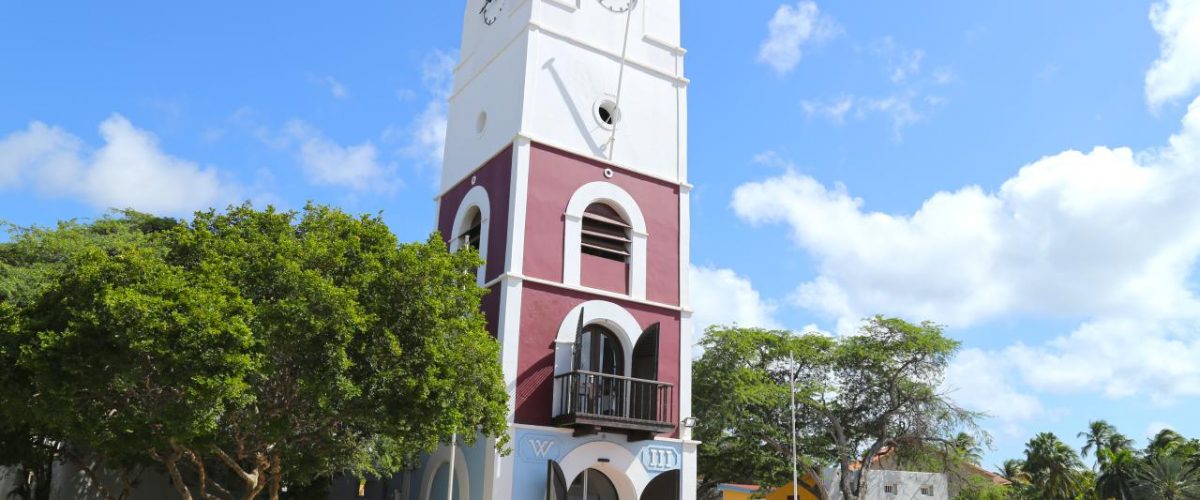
552;370;675;440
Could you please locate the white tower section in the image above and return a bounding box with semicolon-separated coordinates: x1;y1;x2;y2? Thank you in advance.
442;0;688;190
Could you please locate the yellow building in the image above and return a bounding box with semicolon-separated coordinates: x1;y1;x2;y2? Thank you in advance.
717;478;822;500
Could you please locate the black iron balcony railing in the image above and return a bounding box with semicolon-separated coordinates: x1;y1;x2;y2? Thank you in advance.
552;370;675;437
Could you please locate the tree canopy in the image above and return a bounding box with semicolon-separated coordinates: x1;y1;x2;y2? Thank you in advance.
693;317;978;500
0;205;508;500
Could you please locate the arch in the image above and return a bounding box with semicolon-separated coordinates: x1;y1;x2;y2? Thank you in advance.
450;185;491;285
563;182;648;299
553;300;643;377
557;441;648;500
419;443;470;500
640;470;680;500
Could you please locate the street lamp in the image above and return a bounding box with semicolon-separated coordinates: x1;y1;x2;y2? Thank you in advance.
681;417;698;500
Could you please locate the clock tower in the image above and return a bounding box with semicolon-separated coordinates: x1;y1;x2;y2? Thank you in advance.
410;0;695;498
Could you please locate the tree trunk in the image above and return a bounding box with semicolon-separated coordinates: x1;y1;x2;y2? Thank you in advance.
71;456;124;500
268;454;282;500
162;456;195;500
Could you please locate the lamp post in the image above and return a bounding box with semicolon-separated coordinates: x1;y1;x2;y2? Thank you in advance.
446;433;456;500
790;352;798;500
682;416;698;500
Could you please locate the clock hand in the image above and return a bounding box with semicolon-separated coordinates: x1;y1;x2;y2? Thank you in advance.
480;0;492;14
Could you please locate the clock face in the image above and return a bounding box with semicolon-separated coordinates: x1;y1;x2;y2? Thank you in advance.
598;0;637;13
480;0;504;25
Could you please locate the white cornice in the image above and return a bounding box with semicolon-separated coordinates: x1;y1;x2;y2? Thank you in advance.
528;21;690;86
437;133;693;200
483;273;693;314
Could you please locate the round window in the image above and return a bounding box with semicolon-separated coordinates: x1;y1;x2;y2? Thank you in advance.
594;99;620;128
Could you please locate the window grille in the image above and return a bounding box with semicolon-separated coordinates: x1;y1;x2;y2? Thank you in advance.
581;203;631;262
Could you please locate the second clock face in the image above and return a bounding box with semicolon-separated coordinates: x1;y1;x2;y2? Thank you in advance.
598;0;637;13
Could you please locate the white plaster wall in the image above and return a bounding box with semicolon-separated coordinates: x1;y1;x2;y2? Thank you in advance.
442;34;531;189
524;31;685;182
531;0;682;71
0;467;19;498
825;469;949;500
443;0;687;191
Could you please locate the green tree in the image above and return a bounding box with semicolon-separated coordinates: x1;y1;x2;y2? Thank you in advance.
997;459;1031;485
1096;448;1139;500
0;423;58;500
0;205;509;500
1021;432;1086;500
1132;455;1200;500
1;213;201;500
1080;421;1118;468
693;317;979;500
951;432;985;465
1148;430;1190;460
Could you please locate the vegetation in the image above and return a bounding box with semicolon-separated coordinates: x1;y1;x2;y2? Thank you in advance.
994;423;1200;500
693;313;1200;500
0;205;508;500
693;317;980;500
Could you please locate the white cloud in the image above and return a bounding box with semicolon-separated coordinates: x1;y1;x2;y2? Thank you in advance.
1005;318;1200;401
932;67;957;85
801;96;855;124
400;50;457;171
735;90;1200;405
733;0;1200;426
1145;421;1175;438
800;38;948;139
313;75;349;100
690;265;780;332
735;96;1200;328
758;1;839;76
0;115;236;215
873;37;925;84
1146;0;1200;109
802;93;928;139
945;349;1045;432
283;121;396;192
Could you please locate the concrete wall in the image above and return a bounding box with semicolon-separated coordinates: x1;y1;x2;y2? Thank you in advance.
825;469;948;500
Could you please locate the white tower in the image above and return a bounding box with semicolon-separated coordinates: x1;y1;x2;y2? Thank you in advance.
417;0;695;498
443;0;688;186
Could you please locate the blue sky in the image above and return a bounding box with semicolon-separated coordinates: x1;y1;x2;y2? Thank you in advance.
3;0;1200;468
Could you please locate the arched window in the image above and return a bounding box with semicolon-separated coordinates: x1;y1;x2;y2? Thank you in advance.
567;469;619;500
581;203;631;262
450;186;490;285
564;182;648;299
575;324;624;375
458;208;482;251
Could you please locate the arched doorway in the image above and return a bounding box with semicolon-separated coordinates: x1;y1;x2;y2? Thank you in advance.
574;324;625;416
576;324;624;375
640;470;680;500
567;468;619;500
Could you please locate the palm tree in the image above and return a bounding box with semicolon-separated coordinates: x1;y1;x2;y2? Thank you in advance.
1080;420;1117;468
996;459;1034;499
1109;433;1136;452
1097;448;1139;500
1023;432;1086;500
997;459;1030;485
951;432;984;465
1149;430;1188;460
1132;455;1200;500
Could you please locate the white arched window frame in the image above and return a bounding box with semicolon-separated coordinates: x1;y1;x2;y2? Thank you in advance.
563;182;648;300
552;300;645;422
552;300;644;378
419;443;470;500
450;185;491;285
557;441;648;500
